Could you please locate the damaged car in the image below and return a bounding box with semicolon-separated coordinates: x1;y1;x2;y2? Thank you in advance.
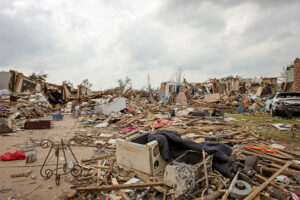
265;92;300;117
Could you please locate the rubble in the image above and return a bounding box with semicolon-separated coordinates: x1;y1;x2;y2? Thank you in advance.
0;69;299;199
101;97;126;115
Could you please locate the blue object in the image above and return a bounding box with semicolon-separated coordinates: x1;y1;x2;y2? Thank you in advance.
176;83;184;93
52;114;64;120
191;87;195;95
159;95;168;103
0;104;6;110
237;106;245;113
68;160;74;169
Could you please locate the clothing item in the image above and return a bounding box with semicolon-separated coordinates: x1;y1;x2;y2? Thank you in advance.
0;151;26;161
148;130;233;177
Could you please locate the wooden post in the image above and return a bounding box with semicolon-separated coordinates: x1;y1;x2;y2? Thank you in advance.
111;177;130;200
76;181;165;191
222;171;239;200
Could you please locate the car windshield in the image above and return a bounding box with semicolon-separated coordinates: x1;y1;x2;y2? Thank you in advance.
277;93;300;98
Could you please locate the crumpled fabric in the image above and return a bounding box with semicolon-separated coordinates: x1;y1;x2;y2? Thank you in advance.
148;130;233;177
121;126;137;132
0;151;26;161
153;118;172;128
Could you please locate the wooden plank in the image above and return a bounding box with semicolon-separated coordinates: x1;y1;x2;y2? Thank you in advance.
257;144;294;160
151;191;157;199
76;181;165;191
202;150;209;188
280;149;300;157
222;171;239;200
111;177;130;200
82;154;112;163
121;114;144;127
97;160;102;186
262;166;298;176
254;174;284;190
242;150;300;170
244;161;291;200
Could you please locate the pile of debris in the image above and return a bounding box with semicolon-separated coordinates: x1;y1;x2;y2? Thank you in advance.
0;69;299;199
56;96;300;200
158;76;282;114
0;89;53;134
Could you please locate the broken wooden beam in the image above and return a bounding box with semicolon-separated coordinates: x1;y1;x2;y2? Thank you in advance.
76;181;165;191
222;171;239;200
244;161;291;200
254;174;284;190
81;154;112;163
242;150;300;170
111;177;130;200
261;166;298;177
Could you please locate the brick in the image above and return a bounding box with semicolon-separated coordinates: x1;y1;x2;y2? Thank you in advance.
293;58;300;91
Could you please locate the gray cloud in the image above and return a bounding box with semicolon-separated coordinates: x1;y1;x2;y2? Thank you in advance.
116;21;168;71
0;0;299;89
0;12;55;65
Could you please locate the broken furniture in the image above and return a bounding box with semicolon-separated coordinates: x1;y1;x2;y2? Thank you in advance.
40;137;82;185
164;150;212;194
24;120;51;129
116;132;169;176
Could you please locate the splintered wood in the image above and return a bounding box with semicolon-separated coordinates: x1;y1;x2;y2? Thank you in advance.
56;88;299;200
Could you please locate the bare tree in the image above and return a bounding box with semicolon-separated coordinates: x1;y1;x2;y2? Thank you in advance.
81;79;93;88
29;71;48;81
117;76;132;94
175;68;184;83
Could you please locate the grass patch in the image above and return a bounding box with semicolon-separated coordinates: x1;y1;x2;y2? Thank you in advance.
225;112;296;124
225;112;300;144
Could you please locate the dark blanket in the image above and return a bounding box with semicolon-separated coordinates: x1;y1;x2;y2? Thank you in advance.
148;130;233;177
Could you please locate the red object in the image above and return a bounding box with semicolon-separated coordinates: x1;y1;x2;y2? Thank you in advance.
153;118;172;128
244;145;276;154
121;126;137;132
0;151;26;161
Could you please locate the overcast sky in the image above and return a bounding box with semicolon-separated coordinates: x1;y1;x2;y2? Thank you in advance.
0;0;300;90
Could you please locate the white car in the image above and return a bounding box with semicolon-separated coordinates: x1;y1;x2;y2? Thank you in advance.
265;92;300;116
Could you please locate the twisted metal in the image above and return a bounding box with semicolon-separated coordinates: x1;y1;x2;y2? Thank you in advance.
40;137;82;185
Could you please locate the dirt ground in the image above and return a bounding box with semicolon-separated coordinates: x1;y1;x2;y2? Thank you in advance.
0;115;95;200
